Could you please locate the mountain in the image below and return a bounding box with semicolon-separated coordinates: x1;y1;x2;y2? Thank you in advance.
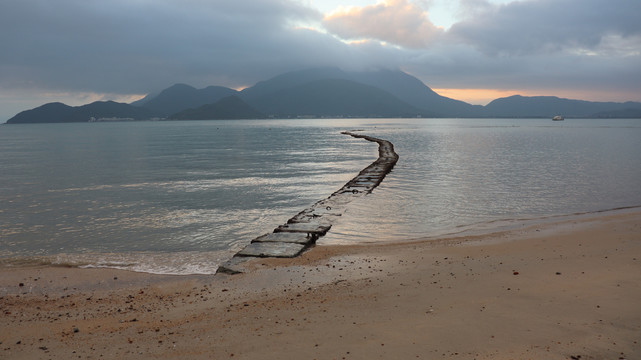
483;95;641;118
240;67;479;117
72;101;154;121
240;67;348;102
129;89;162;107
170;96;265;120
243;78;430;118
591;107;641;118
348;69;482;117
6;101;153;124
6;68;641;124
6;102;75;124
140;84;238;117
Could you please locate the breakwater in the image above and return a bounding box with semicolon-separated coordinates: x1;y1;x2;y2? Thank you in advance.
217;131;399;274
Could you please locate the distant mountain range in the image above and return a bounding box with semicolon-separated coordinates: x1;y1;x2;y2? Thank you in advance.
6;67;641;123
483;95;641;118
7;101;155;124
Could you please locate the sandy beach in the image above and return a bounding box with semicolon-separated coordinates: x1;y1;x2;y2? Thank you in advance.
1;209;640;359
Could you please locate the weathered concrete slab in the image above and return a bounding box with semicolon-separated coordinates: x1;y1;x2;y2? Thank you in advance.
307;205;343;216
307;209;343;219
291;215;340;226
317;196;353;206
350;179;379;186
237;242;307;258
354;175;377;180
275;222;331;235
253;232;316;244
289;206;342;222
361;168;386;175
216;256;252;275
344;184;373;190
339;187;369;195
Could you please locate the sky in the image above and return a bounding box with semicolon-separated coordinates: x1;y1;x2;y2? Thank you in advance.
1;0;640;120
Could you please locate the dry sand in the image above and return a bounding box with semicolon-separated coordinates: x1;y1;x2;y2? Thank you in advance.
1;209;640;359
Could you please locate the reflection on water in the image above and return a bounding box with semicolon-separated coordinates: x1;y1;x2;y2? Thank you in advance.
0;121;375;273
1;118;640;273
323;118;641;243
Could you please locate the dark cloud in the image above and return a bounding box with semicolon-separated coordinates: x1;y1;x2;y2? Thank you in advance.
403;42;641;95
0;0;330;92
449;0;641;56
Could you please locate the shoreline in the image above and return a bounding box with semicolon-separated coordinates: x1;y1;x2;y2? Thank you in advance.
3;205;638;287
1;208;640;359
2;205;638;277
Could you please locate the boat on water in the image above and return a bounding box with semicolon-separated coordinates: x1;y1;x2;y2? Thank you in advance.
552;115;564;121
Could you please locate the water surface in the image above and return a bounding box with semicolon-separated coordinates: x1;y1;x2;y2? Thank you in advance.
1;118;639;273
323;118;641;243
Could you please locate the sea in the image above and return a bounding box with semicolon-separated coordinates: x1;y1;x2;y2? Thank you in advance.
1;118;640;274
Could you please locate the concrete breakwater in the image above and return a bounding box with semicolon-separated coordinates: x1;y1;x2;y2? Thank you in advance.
217;131;399;274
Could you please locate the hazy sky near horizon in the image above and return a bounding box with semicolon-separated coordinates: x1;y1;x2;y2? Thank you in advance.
1;0;640;120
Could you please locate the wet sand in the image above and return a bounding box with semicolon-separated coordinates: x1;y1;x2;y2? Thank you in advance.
1;209;640;359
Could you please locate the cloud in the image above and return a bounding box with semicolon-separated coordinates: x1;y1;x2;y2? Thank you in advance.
410;0;640;100
323;0;444;48
449;0;641;56
402;39;641;97
0;0;327;93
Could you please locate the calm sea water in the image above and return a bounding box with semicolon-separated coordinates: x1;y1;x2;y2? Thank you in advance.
1;118;640;274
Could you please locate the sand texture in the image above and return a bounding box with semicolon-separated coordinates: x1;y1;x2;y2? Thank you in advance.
1;209;640;359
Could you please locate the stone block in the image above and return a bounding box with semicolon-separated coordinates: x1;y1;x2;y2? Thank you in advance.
275;222;331;235
237;242;307;258
216;256;252;275
253;232;316;244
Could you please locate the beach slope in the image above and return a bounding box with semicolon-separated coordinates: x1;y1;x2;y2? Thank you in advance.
1;210;640;359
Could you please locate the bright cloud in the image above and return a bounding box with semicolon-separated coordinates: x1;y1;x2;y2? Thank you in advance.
323;0;444;48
